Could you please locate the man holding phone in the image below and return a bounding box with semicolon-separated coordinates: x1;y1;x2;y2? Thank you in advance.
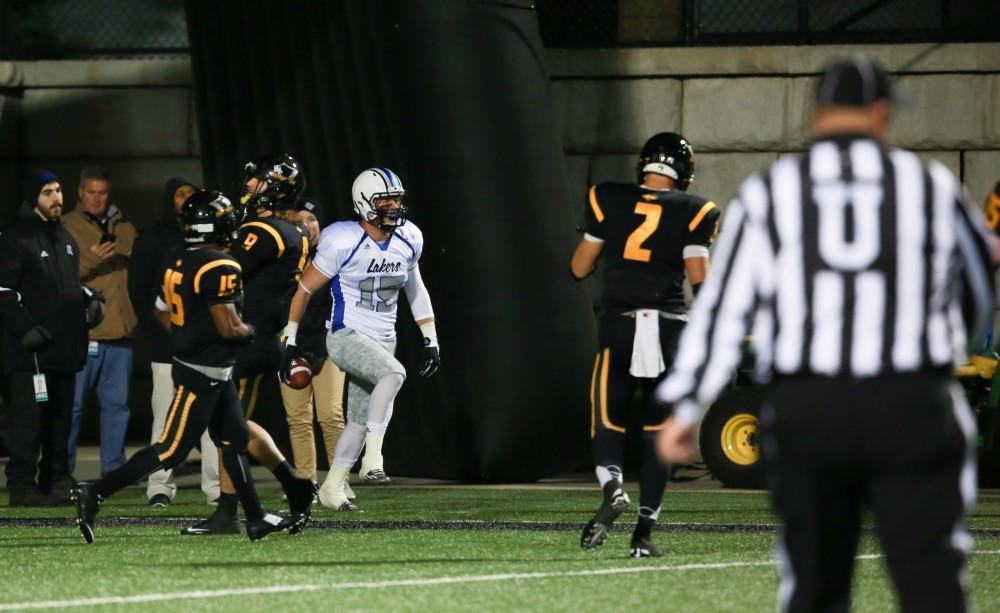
63;167;138;479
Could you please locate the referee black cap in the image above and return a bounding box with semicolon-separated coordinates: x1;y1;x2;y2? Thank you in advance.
815;55;897;108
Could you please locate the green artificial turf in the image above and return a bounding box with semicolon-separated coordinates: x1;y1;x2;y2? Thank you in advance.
2;486;1000;611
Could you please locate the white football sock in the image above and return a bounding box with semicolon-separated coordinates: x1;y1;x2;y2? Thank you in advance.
595;465;623;488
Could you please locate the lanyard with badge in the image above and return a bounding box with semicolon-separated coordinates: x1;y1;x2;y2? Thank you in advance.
32;353;48;403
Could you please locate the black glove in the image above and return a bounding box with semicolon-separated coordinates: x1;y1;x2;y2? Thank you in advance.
22;325;53;352
418;338;440;378
82;286;106;329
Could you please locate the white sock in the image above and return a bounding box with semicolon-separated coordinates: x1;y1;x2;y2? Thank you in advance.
367;373;404;424
332;421;367;469
320;465;349;498
595;465;623;488
361;430;385;476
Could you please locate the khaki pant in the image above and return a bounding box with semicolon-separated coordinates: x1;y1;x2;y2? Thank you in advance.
279;358;347;480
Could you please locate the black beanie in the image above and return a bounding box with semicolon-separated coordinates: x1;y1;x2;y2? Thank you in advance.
296;198;323;219
23;169;60;203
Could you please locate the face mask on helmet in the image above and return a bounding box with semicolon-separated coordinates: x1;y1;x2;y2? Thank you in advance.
182;191;241;246
352;168;408;233
240;154;305;212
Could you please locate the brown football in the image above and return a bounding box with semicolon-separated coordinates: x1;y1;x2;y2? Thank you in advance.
284;357;312;390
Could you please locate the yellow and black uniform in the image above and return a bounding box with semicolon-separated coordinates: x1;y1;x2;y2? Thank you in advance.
583;182;719;432
229;215;309;417
583;182;719;314
582;181;719;529
89;247;268;522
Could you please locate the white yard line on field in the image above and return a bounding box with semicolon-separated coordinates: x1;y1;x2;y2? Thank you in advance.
3;550;1000;610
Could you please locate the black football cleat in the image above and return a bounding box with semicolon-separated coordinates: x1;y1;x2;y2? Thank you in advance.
71;483;101;544
246;512;294;541
360;468;391;485
580;481;630;551
180;507;241;536
629;536;664;558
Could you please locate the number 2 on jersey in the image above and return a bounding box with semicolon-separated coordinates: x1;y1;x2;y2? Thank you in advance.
623;202;662;262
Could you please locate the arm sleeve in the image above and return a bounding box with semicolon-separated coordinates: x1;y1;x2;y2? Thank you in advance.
0;235;34;337
657;188;768;425
404;264;435;321
196;262;243;306
582;185;607;241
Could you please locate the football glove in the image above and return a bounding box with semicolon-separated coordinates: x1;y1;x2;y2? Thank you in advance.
82;286;106;329
418;337;440;378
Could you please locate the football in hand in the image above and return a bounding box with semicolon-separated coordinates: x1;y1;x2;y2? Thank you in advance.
284;357;312;390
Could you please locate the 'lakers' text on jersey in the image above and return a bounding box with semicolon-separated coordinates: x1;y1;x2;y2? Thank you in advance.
583;182;720;313
312;221;424;343
231;215;309;337
160;248;243;367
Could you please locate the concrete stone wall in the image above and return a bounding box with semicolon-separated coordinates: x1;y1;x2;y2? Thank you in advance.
0;59;200;229
547;43;1000;215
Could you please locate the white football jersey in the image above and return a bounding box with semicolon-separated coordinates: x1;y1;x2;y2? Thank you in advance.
312;220;424;342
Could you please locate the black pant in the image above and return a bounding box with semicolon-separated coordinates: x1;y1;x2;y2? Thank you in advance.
590;312;684;516
2;370;75;493
762;375;971;613
591;313;683;439
154;362;249;466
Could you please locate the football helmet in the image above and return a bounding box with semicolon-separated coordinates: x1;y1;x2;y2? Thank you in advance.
352;167;407;232
181;190;241;246
240;154;305;212
636;132;695;191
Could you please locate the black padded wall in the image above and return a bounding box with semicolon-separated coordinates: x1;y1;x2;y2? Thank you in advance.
185;0;595;481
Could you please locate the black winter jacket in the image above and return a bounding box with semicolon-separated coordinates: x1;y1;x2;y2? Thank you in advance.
127;177;195;363
0;204;89;374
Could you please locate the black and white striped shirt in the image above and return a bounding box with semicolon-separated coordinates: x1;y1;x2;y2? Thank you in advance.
658;134;996;424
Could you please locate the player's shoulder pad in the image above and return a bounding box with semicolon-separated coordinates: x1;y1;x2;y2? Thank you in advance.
193;249;241;294
239;218;283;251
318;220;365;251
394;221;424;257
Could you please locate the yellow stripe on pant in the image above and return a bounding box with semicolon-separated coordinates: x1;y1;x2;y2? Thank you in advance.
158;389;197;462
157;385;185;444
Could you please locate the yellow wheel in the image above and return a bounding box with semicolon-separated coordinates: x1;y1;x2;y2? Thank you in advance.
719;413;759;466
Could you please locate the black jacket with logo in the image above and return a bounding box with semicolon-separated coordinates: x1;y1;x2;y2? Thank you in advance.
0;204;89;374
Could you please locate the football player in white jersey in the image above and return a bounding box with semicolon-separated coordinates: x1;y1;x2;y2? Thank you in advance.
284;168;440;510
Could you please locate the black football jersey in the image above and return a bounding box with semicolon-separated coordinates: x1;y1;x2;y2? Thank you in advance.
160;248;243;368
231;215;309;337
582;182;720;313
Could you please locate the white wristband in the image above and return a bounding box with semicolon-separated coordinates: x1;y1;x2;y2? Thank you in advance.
283;321;299;346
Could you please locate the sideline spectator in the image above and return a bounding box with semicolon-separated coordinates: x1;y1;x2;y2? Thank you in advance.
0;170;103;506
63;167;137;477
128;176;220;507
279;199;348;486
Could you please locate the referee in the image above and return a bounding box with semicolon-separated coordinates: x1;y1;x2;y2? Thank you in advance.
656;56;995;612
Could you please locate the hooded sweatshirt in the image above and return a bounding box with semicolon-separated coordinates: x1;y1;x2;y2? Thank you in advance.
127;176;200;363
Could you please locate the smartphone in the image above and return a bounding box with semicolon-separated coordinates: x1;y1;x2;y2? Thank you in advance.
100;232;116;244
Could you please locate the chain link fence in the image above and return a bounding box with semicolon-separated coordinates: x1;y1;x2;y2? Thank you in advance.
0;0;188;60
538;0;1000;47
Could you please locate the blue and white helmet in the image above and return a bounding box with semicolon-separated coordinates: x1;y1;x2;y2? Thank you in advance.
352;167;407;232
